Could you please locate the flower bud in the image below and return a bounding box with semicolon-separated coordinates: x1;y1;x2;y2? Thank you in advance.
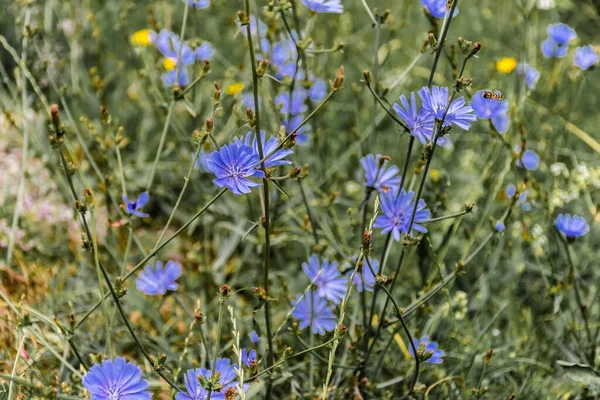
202;59;211;74
246;108;255;126
257;59;270;78
220;284;231;298
237;11;249;25
332;66;344;92
363;69;372;85
484;348;494;364
363;230;371;254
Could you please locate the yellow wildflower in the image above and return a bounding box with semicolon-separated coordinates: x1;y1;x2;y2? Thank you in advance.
225;82;245;95
496;57;518;74
130;29;156;47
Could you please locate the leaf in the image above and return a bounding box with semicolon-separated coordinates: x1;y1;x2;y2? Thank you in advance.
557;360;600;393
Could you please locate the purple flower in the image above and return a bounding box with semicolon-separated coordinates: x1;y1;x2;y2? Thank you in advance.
300;0;343;13
249;330;260;344
521;150;540;171
542;37;569;58
83;357;151;400
156;29;196;86
421;0;458;18
195;42;214;61
206;142;265;195
236;131;293;169
291;292;337;335
555;214;589;239
309;78;327;101
275;90;308;115
517;63;540;90
418;86;477;130
471;90;509;119
271;38;297;68
351;256;379;293
547;23;576;46
492;114;510;134
506;184;516;198
183;0;210;9
495;222;505;232
242;349;257;367
393;93;436;145
574;45;599;70
178;359;247;400
374;189;431;241
176;369;209;400
360;154;401;194
302;255;348;304
411;336;444;364
123;192;150;218
136;260;182;295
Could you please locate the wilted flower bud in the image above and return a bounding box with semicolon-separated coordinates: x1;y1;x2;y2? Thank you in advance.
335;324;348;339
205;118;214;133
219;284;231;298
246;108;255;125
468;42;482;58
332;66;344;92
203;59;211;74
363;230;371;254
288;167;302;179
484;348;494;364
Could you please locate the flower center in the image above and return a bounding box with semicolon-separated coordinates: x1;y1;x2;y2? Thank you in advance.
106;384;122;400
163;57;177;71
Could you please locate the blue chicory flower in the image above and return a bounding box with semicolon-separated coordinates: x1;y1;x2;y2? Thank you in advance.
309;78;327;101
520;150;540;171
411;336;445;364
136;260;182;295
291;291;337;335
495;222;505;232
83;357;151;399
517;62;541;90
156;29;196;86
249;330;260;344
302;255;348;304
471;90;509;119
421;0;458;18
275;89;309;115
352;257;379;293
418;86;477;130
360;154;401;194
242;349;257;367
300;0;343;13
195;42;214;61
374;189;431;241
574;45;599;70
236;131;293;169
547;23;576;46
491;114;510;134
393;92;436;145
506;184;516;198
555;214;589;239
123;192;150;218
206;142;265;195
183;0;210;9
177;359;247;400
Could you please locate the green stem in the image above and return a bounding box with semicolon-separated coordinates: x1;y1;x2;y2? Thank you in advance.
243;2;275;394
75;187;227;328
207;297;226;400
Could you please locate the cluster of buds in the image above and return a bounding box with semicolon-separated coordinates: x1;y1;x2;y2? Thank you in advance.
81;233;92;251
402;234;421;248
375;274;393;286
471;386;489;398
48;104;66;149
454;76;473;92
154;354;168;371
334;324;348;339
114;276;127;298
198;372;223;393
458;37;482;59
415;341;435;362
194;302;205;325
